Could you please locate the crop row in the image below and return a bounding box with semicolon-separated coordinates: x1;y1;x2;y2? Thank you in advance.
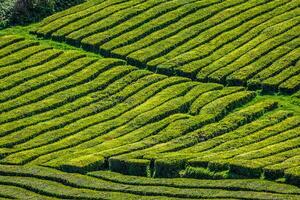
0;165;299;199
0;36;53;68
32;0;300;93
98;100;279;177
0;35;298;184
55;0;201;42
26;98;276;174
35;0;130;36
142;114;300;184
40;89;256;172
39;99;298;182
132;0;294;64
0;35;25;49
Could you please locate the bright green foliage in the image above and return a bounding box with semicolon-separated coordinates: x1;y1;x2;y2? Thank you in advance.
33;0;300;94
1;0;300;196
0;36;298;188
0;164;299;199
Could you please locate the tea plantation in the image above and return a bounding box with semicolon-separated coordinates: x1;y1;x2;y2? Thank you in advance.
0;0;299;199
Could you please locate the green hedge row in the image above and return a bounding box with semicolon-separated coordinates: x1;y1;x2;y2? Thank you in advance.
41;92;281;177
58;114;189;173
0;49;63;79
0;175;165;200
0;35;24;49
0;71;156;147
36;0;106;28
0;57;97;104
248;47;299;90
279;74;300;94
90;170;299;194
135;110;293;181
0;51;88;113
66;0;169;45
0;72;158;161
185;117;300;183
0;184;54;199
85;114;216;174
0;64;136;146
285;166;300;186
196;7;299;81
167;1;298;78
43;82;220;169
0;165;299;199
234;127;300;160
57;0;187;41
226;37;300;86
148;100;277;176
81;0;219;51
0;34;298;183
38;80;197;167
0;57;128;118
189;87;244;115
262;59;300;92
179;110;292;154
1;76;187;164
63;0;150;43
95;94;260;176
264;149;300;180
189;115;300;161
0;44;52;68
155;0;288;72
32;0;300;94
0;39;39;59
35;0;130;36
0;69;152;141
226;129;299;171
200;91;256;118
110;0;224;57
126;0;251;64
206;23;299;84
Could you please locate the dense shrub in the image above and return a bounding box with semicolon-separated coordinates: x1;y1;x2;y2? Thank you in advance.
0;0;85;28
0;0;16;28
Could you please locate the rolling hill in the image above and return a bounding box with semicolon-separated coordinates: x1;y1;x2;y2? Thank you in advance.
32;0;300;93
0;0;299;199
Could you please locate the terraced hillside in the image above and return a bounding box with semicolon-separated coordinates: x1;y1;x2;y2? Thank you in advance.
0;165;300;199
33;0;300;93
0;34;299;186
0;0;300;199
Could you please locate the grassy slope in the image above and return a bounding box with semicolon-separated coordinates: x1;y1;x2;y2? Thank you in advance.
0;34;298;182
1;24;299;115
0;24;102;59
0;1;299;198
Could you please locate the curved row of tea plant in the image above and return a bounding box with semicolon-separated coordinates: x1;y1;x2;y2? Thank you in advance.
145;111;300;182
0;165;299;199
0;36;299;187
33;0;300;94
